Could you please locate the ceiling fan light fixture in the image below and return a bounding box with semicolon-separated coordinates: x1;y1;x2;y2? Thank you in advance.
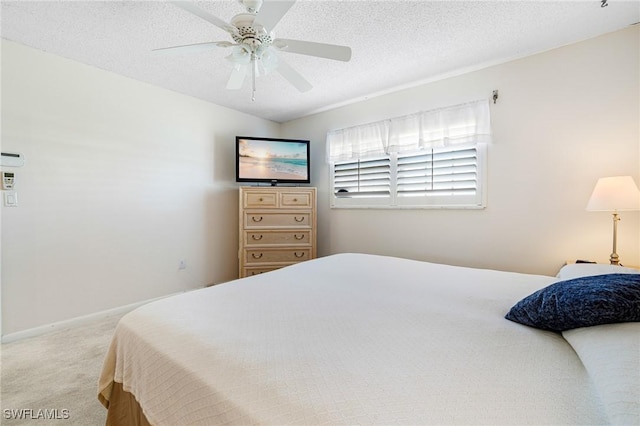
227;45;252;65
258;48;278;75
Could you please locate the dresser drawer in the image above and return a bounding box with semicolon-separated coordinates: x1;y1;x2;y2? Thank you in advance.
242;191;278;208
279;191;313;208
245;248;312;264
244;212;312;228
243;266;281;277
244;230;311;246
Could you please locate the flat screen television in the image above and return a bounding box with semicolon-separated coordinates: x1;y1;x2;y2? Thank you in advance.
236;136;310;185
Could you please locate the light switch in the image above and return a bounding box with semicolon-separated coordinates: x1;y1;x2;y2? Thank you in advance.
4;191;18;207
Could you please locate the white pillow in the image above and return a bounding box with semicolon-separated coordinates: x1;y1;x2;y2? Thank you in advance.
556;263;640;280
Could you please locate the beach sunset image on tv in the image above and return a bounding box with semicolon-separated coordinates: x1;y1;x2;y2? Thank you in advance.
238;138;309;181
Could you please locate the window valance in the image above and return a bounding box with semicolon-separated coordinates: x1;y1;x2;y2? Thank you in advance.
327;99;491;162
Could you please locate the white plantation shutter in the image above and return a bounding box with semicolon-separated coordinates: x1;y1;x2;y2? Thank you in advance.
333;157;391;199
397;146;478;197
395;144;483;207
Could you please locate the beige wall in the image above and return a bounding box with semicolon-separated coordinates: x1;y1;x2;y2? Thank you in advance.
283;26;640;276
1;40;280;335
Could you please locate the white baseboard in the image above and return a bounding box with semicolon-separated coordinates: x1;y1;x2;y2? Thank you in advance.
1;292;182;344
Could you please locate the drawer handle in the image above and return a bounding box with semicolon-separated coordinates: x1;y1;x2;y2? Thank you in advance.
293;198;298;202
250;271;263;276
252;253;263;259
294;216;305;222
252;216;263;222
251;234;263;240
294;234;304;240
294;252;305;258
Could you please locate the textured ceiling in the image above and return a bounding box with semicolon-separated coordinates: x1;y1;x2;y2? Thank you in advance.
1;1;638;123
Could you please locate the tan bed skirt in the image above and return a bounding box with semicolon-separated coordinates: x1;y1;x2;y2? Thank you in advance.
102;382;152;426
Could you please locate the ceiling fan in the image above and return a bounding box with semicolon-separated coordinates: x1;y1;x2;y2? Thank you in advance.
155;0;352;100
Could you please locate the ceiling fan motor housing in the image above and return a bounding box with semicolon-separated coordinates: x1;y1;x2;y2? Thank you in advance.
230;13;272;50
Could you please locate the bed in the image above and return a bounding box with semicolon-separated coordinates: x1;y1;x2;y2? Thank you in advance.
98;253;640;425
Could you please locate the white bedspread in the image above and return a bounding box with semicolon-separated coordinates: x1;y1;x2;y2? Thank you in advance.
99;253;609;425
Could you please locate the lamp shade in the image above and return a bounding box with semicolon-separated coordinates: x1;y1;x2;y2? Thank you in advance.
586;176;640;212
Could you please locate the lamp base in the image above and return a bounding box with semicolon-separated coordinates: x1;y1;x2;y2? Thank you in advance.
610;212;621;266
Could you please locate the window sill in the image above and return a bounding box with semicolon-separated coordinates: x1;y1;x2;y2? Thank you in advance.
329;204;486;210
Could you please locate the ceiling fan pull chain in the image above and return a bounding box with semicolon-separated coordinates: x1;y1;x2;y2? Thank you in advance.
251;54;257;101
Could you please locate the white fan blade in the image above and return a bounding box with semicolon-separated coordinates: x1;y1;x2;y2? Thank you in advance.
227;64;248;90
152;41;233;55
273;38;352;62
170;1;238;36
275;56;312;92
254;1;295;32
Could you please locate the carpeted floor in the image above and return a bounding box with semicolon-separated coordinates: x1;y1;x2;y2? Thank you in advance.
1;314;123;425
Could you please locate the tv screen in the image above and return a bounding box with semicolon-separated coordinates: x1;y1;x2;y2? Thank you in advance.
236;136;310;185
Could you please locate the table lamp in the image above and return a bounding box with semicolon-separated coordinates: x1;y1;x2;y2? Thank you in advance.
586;176;640;265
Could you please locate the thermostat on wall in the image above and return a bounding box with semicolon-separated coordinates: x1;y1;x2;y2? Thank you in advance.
1;152;25;167
2;172;15;190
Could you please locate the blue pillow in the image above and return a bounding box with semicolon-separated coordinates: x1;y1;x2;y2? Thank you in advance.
505;273;640;332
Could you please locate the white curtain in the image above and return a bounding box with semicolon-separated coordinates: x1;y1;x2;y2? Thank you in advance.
417;100;491;149
388;112;422;154
327;99;491;162
326;120;389;162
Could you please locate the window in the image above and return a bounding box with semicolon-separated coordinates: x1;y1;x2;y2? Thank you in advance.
328;100;490;209
331;144;486;208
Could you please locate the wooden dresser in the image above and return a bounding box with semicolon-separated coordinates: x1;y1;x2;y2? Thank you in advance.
238;186;317;278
